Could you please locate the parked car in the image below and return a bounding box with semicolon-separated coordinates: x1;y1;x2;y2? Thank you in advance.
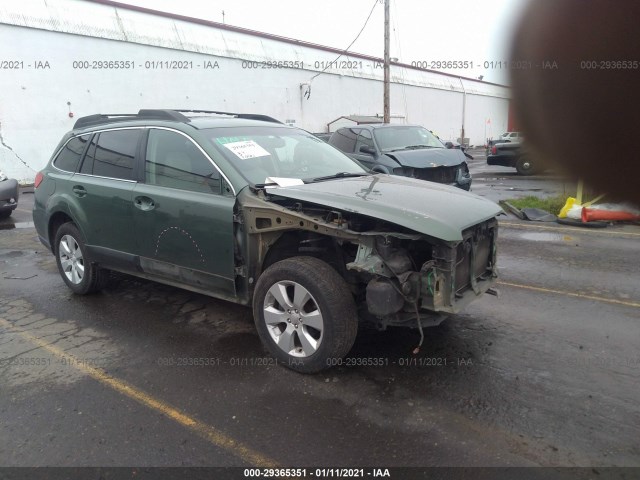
0;169;19;219
312;132;332;142
33;109;501;373
486;132;523;156
328;125;472;190
498;131;523;143
487;142;540;175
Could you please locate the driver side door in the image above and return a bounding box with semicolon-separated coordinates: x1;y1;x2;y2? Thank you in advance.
133;128;236;296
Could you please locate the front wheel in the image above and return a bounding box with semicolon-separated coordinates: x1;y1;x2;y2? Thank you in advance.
252;256;358;373
54;222;108;294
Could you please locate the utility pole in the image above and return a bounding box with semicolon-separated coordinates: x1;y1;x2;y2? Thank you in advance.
383;0;390;124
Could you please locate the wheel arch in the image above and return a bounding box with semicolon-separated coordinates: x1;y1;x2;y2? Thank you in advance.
260;230;344;274
48;211;75;251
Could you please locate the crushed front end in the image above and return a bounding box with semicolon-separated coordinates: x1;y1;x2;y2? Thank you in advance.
346;218;498;328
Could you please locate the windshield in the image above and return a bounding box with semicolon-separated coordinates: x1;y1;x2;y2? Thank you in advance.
373;126;444;151
204;126;367;185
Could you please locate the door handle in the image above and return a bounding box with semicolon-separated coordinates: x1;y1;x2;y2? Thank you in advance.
72;185;87;197
134;196;155;211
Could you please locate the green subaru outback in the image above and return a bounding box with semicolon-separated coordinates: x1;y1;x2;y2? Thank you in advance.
33;109;501;373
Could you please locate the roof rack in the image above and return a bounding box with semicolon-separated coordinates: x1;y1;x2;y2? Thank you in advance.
73;110;188;129
73;109;282;130
173;109;282;124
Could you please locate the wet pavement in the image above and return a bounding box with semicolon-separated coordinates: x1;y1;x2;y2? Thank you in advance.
0;184;639;471
466;148;577;204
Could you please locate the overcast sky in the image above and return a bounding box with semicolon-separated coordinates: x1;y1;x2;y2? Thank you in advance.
119;0;529;85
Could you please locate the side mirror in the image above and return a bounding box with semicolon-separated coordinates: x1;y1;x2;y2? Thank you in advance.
444;142;454;149
359;145;376;155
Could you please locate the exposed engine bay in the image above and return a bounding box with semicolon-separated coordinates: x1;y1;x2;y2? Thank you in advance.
235;187;498;330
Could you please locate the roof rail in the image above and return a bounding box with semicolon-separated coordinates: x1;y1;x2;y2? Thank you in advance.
174;109;283;124
137;109;190;122
73;109;282;130
73;110;190;129
73;114;137;129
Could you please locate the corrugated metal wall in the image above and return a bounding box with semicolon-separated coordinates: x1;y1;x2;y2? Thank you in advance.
0;0;511;182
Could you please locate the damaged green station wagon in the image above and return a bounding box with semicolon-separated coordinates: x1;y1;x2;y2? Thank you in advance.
33;110;501;373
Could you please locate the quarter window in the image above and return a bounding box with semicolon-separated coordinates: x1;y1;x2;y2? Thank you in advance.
145;129;221;194
53;135;90;172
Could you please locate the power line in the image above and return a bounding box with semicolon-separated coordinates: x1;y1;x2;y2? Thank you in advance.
309;0;380;82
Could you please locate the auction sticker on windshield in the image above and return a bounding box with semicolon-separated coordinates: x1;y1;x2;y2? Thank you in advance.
221;140;270;160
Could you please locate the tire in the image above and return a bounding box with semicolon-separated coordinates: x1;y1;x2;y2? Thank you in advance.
54;222;108;294
515;155;536;175
0;210;11;219
252;256;358;373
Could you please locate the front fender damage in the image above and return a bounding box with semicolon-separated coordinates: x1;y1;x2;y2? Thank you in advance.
235;188;498;329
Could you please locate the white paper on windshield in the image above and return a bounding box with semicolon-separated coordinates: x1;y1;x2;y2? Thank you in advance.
222;140;270;160
264;177;305;187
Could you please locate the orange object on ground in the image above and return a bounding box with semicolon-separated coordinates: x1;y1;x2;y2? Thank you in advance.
582;207;640;223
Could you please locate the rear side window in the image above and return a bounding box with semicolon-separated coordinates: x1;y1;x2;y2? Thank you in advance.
53;135;89;172
329;128;358;153
80;129;141;180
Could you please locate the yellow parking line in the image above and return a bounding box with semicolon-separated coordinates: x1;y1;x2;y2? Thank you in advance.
0;317;279;468
499;221;640;237
497;281;640;308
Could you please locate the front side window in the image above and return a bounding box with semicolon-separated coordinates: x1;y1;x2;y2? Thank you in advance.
53;135;90;172
204;126;366;185
79;129;141;180
145;129;221;194
355;129;375;152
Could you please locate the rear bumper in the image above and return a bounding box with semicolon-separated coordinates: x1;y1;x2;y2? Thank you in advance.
487;154;515;167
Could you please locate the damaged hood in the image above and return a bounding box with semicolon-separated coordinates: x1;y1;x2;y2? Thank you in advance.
267;175;501;241
384;147;465;168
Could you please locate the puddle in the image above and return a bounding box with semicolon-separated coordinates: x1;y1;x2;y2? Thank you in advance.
517;231;571;242
0;221;34;230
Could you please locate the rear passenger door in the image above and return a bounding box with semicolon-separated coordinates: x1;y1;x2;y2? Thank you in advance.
72;128;141;261
132;128;236;296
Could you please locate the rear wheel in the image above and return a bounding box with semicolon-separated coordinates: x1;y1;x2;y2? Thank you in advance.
253;256;358;373
516;155;536;175
54;222;108;294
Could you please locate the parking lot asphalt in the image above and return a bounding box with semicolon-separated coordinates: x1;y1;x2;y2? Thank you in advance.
466;148;578;204
1;173;639;470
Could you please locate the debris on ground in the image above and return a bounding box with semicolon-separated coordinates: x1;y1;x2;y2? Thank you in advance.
521;208;557;222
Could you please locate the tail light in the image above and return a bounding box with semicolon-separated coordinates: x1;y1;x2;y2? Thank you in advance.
34;171;44;189
491;145;497;155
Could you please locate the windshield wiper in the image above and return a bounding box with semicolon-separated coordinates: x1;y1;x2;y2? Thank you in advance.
311;172;368;182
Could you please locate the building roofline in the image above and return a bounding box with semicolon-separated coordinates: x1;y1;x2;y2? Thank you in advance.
87;0;508;88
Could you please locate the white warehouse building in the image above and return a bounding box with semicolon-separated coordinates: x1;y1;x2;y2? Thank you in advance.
0;0;512;183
